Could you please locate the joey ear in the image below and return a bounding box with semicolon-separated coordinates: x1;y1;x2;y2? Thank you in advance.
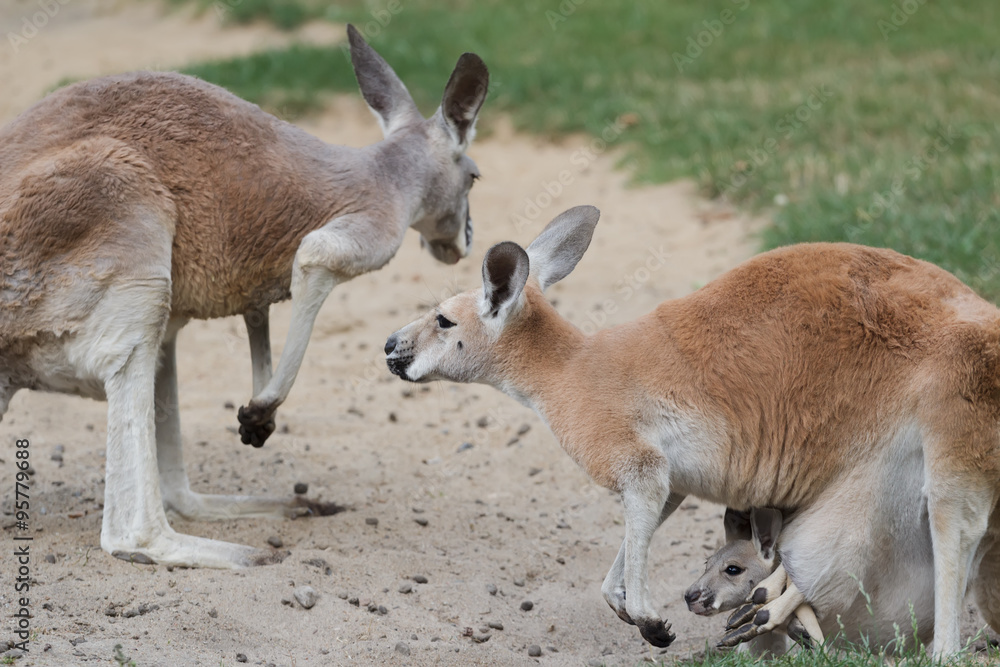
347;24;421;136
723;508;753;543
440;52;489;147
750;508;783;563
526;205;600;291
481;241;529;321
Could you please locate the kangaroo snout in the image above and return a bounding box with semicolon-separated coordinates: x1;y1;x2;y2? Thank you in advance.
683;586;715;616
384;333;398;356
384;331;416;381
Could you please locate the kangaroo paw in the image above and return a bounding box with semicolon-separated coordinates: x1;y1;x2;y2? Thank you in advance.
727;600;762;629
638;618;676;648
718;621;761;648
237;403;276;447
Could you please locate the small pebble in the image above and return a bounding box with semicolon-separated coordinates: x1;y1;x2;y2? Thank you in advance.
378;605;388;615
236;653;248;663
488;621;504;631
528;467;542;477
365;517;379;526
472;633;491;643
266;536;283;548
348;597;359;606
486;583;497;595
224;401;235;410
410;634;418;641
414;517;428;526
476;416;489;428
528;645;542;657
517;423;531;436
520;600;534;611
44;554;56;564
395;642;410;656
388;412;398;423
337;591;348;600
293;586;319;609
514;578;525;587
208;608;218;618
457;442;474;452
413;575;428;584
293;482;308;495
399;583;413;594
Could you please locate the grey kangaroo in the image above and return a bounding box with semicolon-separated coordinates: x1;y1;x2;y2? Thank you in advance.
0;25;488;568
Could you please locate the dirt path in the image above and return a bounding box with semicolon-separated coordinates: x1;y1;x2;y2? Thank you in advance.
0;0;339;124
0;3;988;666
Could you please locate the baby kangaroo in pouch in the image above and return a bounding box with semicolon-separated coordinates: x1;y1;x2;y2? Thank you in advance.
685;508;822;655
386;205;1000;655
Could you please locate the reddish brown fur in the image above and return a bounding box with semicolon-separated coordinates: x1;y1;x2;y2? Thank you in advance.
0;134;176;341
487;244;1000;506
0;72;399;321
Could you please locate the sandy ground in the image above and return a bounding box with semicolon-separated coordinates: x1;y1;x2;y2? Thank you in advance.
0;2;992;666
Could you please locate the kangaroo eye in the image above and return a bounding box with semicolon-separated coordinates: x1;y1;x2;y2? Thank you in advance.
436;314;456;329
725;565;744;576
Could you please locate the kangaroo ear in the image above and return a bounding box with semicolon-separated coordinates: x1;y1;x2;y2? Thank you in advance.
440;52;489;148
526;206;600;292
481;241;529;322
347;24;421;136
750;508;783;563
723;508;753;543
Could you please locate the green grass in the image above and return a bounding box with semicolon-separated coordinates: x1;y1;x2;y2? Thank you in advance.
652;638;999;667
169;0;327;29
179;0;1000;299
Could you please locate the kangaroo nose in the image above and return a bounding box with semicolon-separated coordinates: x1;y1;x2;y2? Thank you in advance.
683;589;701;605
384;334;398;356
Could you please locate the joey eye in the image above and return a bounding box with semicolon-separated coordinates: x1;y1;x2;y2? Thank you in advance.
436;314;456;329
724;565;744;576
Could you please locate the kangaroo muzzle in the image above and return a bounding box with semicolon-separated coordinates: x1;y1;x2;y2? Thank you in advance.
384;332;417;381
